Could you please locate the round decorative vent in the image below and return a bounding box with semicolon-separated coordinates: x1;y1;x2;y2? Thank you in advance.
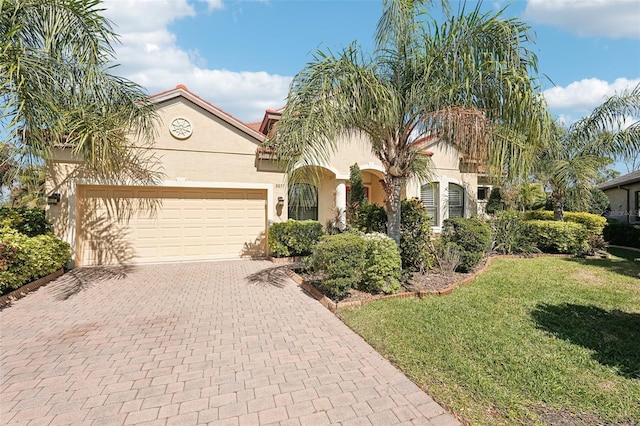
169;117;193;139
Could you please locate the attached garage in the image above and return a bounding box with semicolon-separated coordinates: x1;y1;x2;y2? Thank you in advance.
75;185;267;266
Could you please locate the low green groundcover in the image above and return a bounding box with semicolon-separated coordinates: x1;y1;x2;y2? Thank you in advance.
339;248;640;425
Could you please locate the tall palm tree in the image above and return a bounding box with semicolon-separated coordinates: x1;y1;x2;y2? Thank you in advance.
1;0;161;189
536;84;640;221
268;0;548;243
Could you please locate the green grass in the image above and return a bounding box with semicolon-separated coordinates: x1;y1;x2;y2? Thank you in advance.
338;248;640;425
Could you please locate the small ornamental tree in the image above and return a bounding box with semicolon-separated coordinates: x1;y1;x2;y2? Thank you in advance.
486;187;507;214
347;164;367;224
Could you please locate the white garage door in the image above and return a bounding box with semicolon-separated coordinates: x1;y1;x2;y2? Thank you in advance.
76;185;267;266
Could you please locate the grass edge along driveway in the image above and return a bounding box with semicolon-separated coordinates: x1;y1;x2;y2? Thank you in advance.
338;248;640;425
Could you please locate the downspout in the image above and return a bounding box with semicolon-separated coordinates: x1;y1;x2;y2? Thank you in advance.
618;185;630;223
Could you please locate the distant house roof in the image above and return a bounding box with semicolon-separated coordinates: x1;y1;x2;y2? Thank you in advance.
597;169;640;190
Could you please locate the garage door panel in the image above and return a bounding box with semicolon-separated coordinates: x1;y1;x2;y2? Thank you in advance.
77;186;267;266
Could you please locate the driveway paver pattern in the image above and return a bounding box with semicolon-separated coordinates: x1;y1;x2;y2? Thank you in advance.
0;260;460;425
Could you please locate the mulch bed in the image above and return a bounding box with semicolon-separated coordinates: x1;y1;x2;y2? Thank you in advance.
292;266;476;307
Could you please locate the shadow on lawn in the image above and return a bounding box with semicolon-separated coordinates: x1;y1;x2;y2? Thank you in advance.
531;303;640;379
563;248;640;281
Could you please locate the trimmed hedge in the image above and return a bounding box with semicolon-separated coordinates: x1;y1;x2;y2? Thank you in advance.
1;228;71;295
309;233;367;299
268;220;324;257
524;210;606;235
603;221;640;249
441;217;492;273
361;233;402;295
524;220;589;254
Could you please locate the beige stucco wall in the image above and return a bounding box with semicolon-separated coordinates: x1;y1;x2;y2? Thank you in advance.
405;141;479;228
604;183;640;222
47;96;290;253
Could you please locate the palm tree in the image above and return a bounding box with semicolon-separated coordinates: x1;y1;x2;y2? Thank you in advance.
1;0;161;189
268;0;548;243
536;84;640;221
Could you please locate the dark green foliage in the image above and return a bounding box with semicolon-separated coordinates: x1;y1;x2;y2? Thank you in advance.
566;187;610;216
349;165;367;204
0;228;71;295
0;207;52;237
485;187;507;214
267;220;324;257
309;233;367;298
354;203;387;234
361;233;402;294
347;164;368;225
441;217;492;272
603;221;640;249
491;210;539;255
524;220;589;254
399;198;433;272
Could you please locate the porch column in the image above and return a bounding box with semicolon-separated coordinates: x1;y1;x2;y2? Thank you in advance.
335;181;347;229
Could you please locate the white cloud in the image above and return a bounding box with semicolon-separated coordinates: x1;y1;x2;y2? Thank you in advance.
524;0;640;39
200;0;224;12
101;0;291;122
543;77;640;111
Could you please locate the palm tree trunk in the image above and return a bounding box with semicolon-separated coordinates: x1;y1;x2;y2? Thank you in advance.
552;190;564;221
383;175;403;244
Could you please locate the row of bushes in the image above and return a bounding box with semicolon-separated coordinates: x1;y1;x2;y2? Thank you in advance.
0;208;71;296
269;205;619;300
603;220;640;249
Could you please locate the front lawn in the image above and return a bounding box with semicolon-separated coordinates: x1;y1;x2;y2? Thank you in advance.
338;248;640;425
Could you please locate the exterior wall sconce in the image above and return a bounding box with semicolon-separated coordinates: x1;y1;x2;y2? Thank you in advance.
47;193;61;205
277;196;285;205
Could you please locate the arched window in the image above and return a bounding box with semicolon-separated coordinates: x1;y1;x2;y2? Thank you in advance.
420;183;438;225
448;183;464;218
288;183;318;221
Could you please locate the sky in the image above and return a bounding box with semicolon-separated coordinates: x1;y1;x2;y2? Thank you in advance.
101;0;640;171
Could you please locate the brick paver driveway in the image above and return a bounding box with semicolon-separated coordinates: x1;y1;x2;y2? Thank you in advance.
1;260;459;425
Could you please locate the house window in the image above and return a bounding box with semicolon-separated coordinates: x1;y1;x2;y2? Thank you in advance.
288;183;318;221
477;186;488;200
635;191;640;221
420;183;438;225
449;183;464;218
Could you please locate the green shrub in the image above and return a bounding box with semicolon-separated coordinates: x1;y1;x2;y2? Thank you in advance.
353;203;387;234
491;210;539;255
400;198;433;272
268;220;324;257
309;233;367;299
441;217;492;272
361;233;402;294
0;207;52;237
523;210;606;253
524;210;606;234
603;221;640;249
0;227;71;295
524;220;589;254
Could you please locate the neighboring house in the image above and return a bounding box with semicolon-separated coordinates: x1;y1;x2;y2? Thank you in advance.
597;169;640;223
47;85;487;266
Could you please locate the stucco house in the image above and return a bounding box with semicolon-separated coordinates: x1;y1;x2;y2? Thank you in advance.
597;169;640;223
47;85;489;266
